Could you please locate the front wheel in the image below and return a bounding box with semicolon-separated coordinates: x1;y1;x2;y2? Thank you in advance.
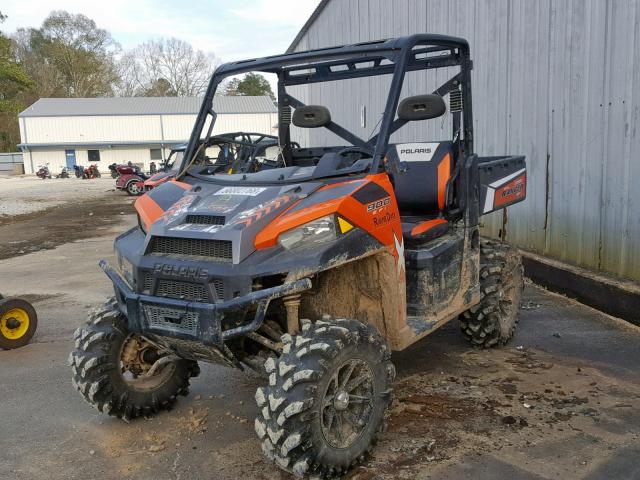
69;298;200;420
255;318;395;478
460;240;524;347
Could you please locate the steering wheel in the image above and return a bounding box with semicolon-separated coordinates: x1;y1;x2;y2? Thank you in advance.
333;146;374;169
336;146;374;157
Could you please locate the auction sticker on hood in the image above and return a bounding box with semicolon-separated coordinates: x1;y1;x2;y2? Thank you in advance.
216;186;266;196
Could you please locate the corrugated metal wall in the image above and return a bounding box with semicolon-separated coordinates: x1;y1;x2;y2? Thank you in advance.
0;152;24;174
290;0;640;282
21;113;277;144
19;112;278;174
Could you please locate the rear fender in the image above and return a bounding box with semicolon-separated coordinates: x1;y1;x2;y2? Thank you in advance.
116;173;140;189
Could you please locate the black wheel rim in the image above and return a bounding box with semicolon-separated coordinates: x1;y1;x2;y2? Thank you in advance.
320;358;375;449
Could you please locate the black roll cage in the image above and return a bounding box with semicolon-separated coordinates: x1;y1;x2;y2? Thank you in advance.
180;34;473;176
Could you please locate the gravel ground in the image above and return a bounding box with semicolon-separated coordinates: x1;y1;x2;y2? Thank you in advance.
0;183;639;480
0;176;116;216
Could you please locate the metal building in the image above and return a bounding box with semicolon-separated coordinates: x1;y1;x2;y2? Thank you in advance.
286;0;640;282
18;96;277;175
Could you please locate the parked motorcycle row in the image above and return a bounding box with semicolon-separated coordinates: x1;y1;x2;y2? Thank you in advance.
36;164;101;180
34;160;171;197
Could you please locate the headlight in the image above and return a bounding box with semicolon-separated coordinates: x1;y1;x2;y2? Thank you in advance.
278;215;340;251
116;252;135;287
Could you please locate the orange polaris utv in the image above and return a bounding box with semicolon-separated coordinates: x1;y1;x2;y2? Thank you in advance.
70;34;527;478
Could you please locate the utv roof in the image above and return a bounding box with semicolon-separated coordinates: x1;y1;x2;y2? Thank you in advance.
215;34;470;84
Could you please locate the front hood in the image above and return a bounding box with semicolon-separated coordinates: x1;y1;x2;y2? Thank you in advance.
143;181;323;264
144;171;174;188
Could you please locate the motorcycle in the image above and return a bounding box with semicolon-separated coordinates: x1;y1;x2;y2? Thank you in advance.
36;164;51;179
83;164;101;179
56;167;70;179
73;165;85;178
108;163;119;178
115;164;148;196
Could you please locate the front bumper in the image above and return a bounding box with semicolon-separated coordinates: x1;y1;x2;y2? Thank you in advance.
101;259;311;347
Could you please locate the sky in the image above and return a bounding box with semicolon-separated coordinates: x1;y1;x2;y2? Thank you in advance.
1;0;321;62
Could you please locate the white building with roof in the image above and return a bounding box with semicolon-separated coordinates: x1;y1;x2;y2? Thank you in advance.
18;96;277;174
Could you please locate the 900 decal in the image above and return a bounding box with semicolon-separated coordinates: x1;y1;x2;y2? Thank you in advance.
367;197;391;213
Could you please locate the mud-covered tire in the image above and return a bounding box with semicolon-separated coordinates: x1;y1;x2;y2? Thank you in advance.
460;240;524;347
69;298;200;420
255;318;395;478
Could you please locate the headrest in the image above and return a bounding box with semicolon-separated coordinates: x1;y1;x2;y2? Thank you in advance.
397;94;446;121
292;105;331;128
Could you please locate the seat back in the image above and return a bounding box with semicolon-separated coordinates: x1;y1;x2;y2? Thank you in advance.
389;141;453;214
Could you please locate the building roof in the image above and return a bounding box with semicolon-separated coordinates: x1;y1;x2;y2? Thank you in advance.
19;96;276;118
286;0;332;53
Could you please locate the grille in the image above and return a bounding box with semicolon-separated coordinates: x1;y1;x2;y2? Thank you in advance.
143;273;224;301
143;304;199;334
157;279;207;301
143;274;153;292
148;237;232;261
185;214;225;225
211;279;224;301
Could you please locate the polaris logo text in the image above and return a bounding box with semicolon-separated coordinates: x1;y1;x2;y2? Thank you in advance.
400;148;432;155
367;197;391;212
153;263;209;280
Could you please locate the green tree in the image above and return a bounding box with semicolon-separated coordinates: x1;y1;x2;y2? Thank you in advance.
223;73;275;100
0;11;34;151
14;11;119;98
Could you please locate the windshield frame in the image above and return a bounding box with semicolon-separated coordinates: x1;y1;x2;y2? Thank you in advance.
179;34;472;182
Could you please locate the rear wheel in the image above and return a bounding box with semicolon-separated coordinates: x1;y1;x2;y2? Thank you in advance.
460;240;524;347
70;298;200;420
255;318;395;478
0;298;38;349
126;181;142;196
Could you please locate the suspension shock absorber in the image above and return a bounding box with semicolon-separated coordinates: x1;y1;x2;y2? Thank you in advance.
283;294;301;334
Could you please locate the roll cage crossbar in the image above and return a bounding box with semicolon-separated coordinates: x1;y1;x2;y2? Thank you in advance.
181;34;473;175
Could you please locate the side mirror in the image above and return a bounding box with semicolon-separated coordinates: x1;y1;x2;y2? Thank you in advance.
292;105;332;128
397;94;446;121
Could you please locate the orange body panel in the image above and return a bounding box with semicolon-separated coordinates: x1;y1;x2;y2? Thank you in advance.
135;194;164;231
494;173;526;208
254;174;404;257
437;152;451;210
410;218;448;237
